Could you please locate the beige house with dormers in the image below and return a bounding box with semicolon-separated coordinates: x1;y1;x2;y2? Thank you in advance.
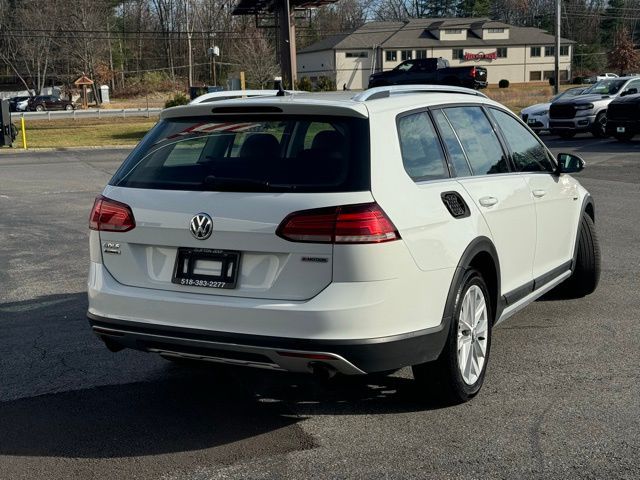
297;18;574;90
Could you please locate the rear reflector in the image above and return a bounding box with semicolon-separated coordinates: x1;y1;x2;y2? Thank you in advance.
89;195;136;232
276;202;400;244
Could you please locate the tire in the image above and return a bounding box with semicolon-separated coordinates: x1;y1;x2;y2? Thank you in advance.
35;104;44;112
65;104;73;111
413;269;492;404
592;112;607;138
558;213;601;298
558;130;576;139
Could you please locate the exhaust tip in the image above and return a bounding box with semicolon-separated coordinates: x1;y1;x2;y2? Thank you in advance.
308;361;338;381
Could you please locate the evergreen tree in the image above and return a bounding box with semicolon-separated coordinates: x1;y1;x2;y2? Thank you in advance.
458;0;491;18
601;0;626;47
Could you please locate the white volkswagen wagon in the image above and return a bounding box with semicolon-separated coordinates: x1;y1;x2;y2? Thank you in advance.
88;86;599;403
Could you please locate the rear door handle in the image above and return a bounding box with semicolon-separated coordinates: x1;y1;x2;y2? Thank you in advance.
479;196;498;207
532;189;547;198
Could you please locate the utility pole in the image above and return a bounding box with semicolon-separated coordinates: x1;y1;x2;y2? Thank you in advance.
186;0;193;89
208;46;219;87
277;0;297;88
554;0;561;95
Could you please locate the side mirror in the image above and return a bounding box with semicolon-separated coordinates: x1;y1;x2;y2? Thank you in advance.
621;88;637;97
557;153;585;174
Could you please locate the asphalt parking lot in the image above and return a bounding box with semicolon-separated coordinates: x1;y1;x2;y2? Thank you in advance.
1;136;639;479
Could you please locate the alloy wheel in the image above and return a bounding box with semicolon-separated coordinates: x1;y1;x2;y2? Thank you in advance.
456;285;489;385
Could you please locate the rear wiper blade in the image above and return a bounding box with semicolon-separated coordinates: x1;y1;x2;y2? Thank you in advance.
202;175;296;191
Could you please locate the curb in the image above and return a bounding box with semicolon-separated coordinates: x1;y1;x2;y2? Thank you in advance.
0;145;136;154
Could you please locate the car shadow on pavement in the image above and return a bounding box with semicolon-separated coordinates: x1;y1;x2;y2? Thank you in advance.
0;292;443;461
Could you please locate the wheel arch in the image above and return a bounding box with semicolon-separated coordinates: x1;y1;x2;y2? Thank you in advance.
583;195;595;223
442;236;502;326
571;194;595;271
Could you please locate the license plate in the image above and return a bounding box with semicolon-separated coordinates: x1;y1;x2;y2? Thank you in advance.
617;126;626;133
172;248;240;289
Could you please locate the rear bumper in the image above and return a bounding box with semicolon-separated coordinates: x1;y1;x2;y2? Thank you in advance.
88;313;449;374
606;119;639;136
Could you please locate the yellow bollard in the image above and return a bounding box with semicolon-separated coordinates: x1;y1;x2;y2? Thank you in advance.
240;71;246;97
21;116;27;150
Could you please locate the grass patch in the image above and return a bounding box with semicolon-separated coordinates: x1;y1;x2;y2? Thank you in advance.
485;84;575;114
18;117;157;149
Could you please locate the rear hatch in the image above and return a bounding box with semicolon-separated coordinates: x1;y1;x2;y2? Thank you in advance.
95;112;372;301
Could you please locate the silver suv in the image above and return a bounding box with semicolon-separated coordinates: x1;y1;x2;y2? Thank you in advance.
549;77;640;138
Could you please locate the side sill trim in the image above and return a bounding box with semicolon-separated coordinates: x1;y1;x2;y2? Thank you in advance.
495;270;571;326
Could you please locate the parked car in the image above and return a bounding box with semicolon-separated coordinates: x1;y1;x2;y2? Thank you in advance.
27;95;75;111
87;85;599;403
521;87;586;134
368;58;488;90
605;91;640;141
596;73;619;82
8;96;31;112
549;76;640;138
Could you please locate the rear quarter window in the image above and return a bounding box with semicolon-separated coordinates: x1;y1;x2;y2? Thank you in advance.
397;111;448;182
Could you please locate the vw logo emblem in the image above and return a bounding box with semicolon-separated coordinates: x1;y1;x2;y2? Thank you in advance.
190;213;213;240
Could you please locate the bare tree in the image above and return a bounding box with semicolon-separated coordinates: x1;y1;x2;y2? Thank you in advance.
231;27;279;88
608;27;639;74
0;0;60;94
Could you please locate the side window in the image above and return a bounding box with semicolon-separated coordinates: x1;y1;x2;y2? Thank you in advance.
432;109;472;177
490;109;554;172
626;79;640;92
443;107;509;175
397;111;448;182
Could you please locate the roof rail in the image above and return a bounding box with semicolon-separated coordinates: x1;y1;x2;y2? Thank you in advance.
352;84;488;101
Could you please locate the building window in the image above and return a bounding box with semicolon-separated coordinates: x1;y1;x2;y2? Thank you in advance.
543;70;555;80
530;46;541;57
560;45;569;56
529;71;542;81
497;47;507;58
415;50;427;59
545;46;555;56
401;50;412;61
385;50;397;62
452;48;464;60
560;70;569;80
345;51;368;58
445;29;463;34
488;28;505;33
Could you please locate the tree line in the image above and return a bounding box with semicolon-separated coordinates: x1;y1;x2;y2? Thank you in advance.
0;0;638;95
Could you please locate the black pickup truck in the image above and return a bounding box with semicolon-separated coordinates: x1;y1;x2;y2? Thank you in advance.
605;91;640;141
368;58;488;90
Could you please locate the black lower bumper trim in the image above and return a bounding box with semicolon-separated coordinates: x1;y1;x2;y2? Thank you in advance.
87;313;449;374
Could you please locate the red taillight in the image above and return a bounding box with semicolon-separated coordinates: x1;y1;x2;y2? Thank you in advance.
276;203;399;244
89;195;135;232
470;67;477;78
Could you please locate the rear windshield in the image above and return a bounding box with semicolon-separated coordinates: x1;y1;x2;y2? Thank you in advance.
110;115;370;192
